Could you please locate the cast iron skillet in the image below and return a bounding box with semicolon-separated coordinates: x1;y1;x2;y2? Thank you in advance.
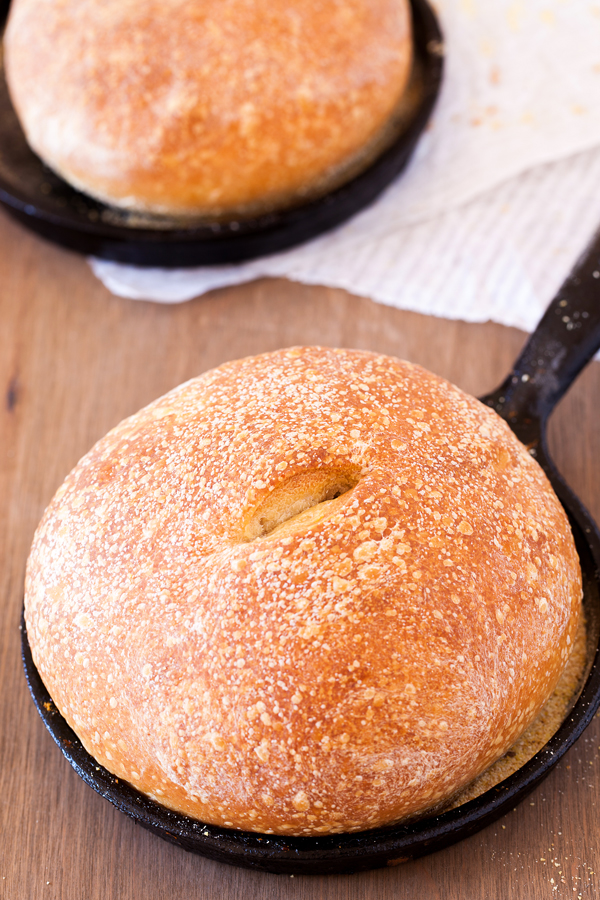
0;0;443;267
21;232;600;874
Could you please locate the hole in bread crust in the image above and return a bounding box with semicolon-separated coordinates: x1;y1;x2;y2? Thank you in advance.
243;469;360;542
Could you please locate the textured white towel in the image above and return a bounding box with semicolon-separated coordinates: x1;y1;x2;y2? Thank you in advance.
90;0;600;333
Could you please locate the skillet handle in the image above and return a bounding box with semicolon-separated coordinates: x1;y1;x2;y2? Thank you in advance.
481;228;600;445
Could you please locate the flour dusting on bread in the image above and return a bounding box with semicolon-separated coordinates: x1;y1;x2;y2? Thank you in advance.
25;348;582;835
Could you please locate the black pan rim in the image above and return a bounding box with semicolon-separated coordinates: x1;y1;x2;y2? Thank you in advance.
20;499;600;876
0;0;443;266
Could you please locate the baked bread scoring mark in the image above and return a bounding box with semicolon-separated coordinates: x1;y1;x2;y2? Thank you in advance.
242;468;361;542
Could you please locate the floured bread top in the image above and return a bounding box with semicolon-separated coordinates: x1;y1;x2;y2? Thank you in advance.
4;0;413;217
25;348;582;835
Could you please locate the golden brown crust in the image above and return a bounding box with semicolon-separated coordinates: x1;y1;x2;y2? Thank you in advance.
449;612;587;809
24;348;582;835
4;0;413;217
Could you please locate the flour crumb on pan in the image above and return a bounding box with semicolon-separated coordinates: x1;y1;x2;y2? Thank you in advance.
25;347;582;835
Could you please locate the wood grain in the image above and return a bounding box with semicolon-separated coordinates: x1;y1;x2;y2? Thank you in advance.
1;207;600;900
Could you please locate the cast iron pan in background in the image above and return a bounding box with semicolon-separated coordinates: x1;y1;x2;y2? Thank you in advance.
21;231;600;874
0;0;443;266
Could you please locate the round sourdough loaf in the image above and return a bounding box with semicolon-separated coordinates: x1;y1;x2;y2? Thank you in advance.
25;348;581;835
4;0;413;218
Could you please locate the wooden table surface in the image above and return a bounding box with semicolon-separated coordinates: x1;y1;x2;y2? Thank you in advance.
1;207;600;900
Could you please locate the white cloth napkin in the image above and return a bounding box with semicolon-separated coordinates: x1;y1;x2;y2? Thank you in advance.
91;0;600;333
